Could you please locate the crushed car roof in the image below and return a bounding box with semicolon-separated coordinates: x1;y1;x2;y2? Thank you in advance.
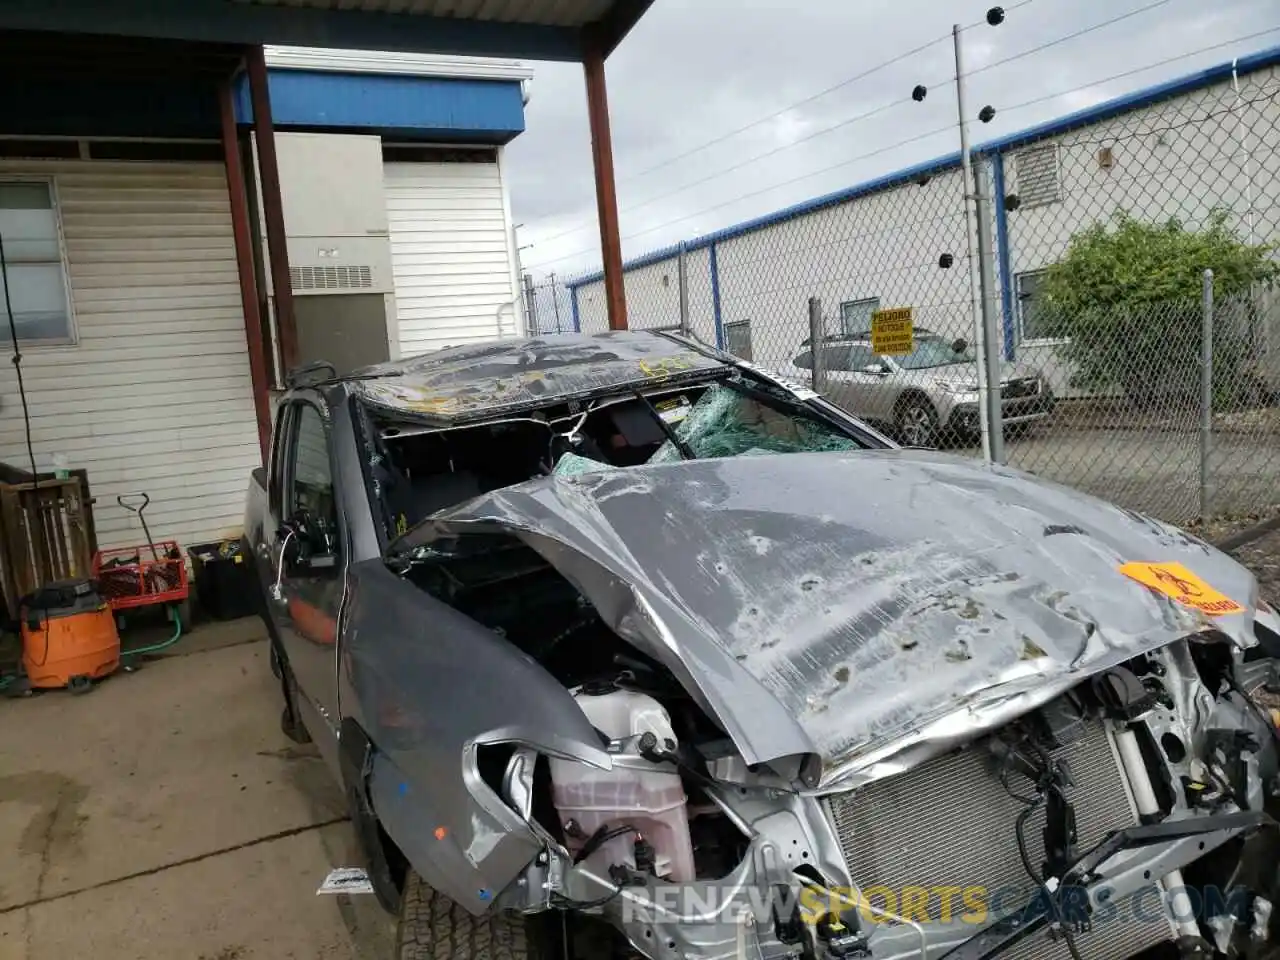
348;331;731;425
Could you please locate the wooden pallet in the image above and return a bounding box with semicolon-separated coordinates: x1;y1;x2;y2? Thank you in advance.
0;477;94;614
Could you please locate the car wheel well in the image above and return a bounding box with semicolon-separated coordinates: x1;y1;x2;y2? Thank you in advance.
340;717;410;913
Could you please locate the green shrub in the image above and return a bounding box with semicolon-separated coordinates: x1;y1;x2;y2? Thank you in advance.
1037;211;1277;408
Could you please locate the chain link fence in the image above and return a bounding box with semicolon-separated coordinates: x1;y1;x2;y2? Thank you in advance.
522;273;579;335
558;56;1280;524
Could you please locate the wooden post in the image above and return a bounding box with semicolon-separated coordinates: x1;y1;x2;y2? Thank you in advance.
244;45;298;373
583;32;627;331
219;72;272;465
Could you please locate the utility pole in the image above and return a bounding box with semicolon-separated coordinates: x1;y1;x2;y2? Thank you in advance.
522;272;539;335
953;23;1005;465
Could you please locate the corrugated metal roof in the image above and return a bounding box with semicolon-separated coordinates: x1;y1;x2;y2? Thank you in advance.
237;0;613;28
568;40;1280;287
264;44;534;80
0;0;654;62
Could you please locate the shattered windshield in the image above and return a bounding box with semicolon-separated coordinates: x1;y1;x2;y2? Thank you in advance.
649;383;859;461
555;381;860;477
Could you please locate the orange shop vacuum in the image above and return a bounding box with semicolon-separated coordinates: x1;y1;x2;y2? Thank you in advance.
19;578;121;693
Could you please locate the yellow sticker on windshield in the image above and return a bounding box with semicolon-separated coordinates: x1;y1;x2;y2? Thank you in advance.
1118;561;1244;616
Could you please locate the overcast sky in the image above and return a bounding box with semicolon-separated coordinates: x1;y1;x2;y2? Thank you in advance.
507;0;1278;279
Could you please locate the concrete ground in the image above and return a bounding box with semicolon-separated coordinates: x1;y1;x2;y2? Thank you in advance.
1005;427;1280;522
0;621;395;960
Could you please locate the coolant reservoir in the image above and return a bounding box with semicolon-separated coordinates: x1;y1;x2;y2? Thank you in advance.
550;686;696;882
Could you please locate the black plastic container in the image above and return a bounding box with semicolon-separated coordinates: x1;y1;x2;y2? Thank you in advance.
188;540;257;621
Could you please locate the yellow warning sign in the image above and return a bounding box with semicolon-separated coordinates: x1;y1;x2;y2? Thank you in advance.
870;307;914;356
1118;561;1245;616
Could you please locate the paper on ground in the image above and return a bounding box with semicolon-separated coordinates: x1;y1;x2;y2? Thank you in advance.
317;867;375;895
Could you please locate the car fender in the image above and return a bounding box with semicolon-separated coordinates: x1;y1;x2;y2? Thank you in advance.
340;560;611;916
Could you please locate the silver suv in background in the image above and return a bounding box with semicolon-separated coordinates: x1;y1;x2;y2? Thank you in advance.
790;331;1055;446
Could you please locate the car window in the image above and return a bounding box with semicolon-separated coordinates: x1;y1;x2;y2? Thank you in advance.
896;336;974;370
286;404;340;559
823;344;875;372
793;350;813;370
268;405;291;517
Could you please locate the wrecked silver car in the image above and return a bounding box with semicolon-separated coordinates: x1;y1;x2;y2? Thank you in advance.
243;331;1280;960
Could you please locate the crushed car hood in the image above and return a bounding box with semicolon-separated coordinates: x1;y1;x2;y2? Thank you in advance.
394;450;1260;791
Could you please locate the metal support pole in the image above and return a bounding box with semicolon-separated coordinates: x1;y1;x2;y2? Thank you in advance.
677;240;691;336
974;159;1006;464
522;273;539;334
952;24;1001;465
219;74;272;465
549;272;564;334
583;32;627;331
809;297;825;394
1200;268;1214;520
246;45;298;374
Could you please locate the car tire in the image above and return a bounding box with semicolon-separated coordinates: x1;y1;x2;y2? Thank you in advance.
896;397;939;448
397;870;546;960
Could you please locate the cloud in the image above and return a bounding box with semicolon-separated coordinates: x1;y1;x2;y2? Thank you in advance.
506;0;1277;277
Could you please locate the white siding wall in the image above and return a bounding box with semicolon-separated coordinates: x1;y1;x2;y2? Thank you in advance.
715;169;971;372
0;160;259;552
575;246;717;345
385;157;522;358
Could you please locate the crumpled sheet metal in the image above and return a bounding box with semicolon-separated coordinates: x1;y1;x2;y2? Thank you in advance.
352;332;727;424
402;449;1261;791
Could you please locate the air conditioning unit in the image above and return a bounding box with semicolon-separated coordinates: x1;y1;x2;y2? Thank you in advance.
271;132;396;374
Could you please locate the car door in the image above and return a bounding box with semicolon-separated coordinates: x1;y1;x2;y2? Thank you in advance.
821;343;883;419
858;347;901;422
271;398;344;772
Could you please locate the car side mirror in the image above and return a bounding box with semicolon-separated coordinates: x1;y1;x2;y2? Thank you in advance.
862;363;888;376
952;338;969;354
278;516;337;574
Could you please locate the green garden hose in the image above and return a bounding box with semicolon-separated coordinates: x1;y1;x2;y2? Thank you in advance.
119;605;184;659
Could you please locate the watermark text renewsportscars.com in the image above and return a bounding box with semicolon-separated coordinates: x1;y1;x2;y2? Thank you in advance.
615;883;1251;928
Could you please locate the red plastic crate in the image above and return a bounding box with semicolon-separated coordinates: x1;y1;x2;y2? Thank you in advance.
92;541;189;610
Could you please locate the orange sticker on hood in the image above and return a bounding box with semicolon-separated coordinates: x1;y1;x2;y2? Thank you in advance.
1119;561;1245;616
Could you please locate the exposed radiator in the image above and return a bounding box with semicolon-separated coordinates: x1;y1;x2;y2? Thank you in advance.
825;720;1174;960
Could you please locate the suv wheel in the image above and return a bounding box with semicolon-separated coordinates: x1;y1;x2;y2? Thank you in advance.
896;398;939;447
397;871;546;960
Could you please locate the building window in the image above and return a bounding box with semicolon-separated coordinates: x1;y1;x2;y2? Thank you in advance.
724;320;753;361
0;180;74;344
840;297;880;336
1014;144;1061;207
1016;270;1059;342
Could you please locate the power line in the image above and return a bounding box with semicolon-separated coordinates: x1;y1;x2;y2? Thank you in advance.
527;30;956;254
997;24;1280;119
530;25;1279;276
529;121;959;270
530;0;1167;257
616;31;955;187
964;0;1175;81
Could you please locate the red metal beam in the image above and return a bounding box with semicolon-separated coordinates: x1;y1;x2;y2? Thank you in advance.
244;44;298;372
219;73;272;465
582;31;627;331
